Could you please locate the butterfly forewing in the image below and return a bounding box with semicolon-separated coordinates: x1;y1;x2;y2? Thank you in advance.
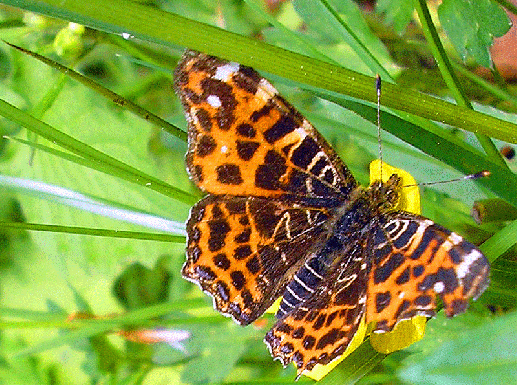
174;50;357;199
366;212;489;332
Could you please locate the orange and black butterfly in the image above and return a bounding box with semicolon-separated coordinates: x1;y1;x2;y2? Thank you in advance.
173;50;490;376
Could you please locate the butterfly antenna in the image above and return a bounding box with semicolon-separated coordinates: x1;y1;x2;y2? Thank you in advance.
376;74;383;180
402;170;490;188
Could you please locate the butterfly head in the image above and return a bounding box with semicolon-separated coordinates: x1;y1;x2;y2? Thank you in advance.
367;173;401;213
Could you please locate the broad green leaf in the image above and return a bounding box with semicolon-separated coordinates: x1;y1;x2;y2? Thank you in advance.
376;0;415;34
438;0;511;67
181;322;259;384
294;0;393;79
399;311;517;385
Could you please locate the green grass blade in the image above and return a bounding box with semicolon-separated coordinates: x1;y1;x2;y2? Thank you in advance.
11;299;207;357
480;219;517;260
0;222;185;242
0;175;186;233
4;41;187;142
319;338;386;385
0;98;196;205
315;91;517;208
3;0;517;143
414;0;504;165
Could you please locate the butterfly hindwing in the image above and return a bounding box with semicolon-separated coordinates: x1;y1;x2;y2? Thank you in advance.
265;243;368;375
183;194;331;325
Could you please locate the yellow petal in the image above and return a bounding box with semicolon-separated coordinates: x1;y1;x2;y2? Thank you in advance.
370;316;427;353
266;297;282;314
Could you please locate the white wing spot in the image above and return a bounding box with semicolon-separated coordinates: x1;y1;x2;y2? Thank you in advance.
207;95;222;108
220;145;228;154
449;232;463;245
257;78;278;98
456;249;482;279
296;126;308;139
190;107;199;124
214;62;239;81
434;282;445;293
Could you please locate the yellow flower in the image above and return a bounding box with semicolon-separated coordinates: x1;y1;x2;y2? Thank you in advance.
367;160;426;356
305;161;427;381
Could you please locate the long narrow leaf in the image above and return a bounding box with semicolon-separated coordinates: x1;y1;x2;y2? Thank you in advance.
0;98;196;205
3;0;517;143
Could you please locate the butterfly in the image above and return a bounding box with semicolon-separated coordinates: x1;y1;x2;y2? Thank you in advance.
173;49;490;376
